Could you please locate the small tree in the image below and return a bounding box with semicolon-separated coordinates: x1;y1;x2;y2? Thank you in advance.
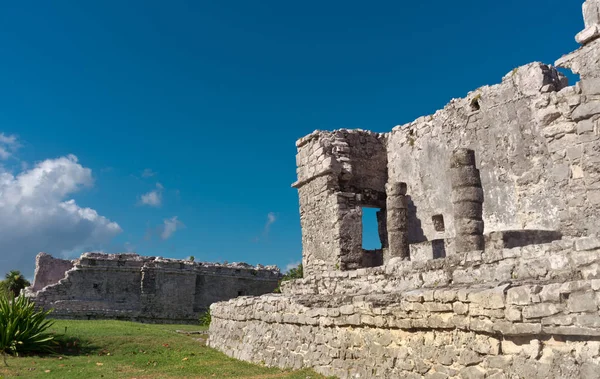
285;264;303;280
3;271;30;298
188;256;195;262
273;264;303;293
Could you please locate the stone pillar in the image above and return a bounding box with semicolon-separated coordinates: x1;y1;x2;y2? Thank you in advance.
451;149;484;253
385;182;409;262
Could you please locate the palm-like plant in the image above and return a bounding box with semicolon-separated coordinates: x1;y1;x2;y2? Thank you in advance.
4;271;30;298
0;295;55;365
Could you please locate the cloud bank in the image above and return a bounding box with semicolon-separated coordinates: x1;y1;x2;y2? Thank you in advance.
0;149;122;277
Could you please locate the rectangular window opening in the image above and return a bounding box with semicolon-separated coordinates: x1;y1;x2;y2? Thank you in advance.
362;207;382;250
432;214;445;232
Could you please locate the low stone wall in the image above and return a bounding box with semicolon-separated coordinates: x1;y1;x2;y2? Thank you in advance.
208;238;600;378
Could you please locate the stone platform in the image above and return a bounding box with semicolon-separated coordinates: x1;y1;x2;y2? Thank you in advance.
209;238;600;378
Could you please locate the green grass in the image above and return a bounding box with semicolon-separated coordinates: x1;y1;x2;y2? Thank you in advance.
0;319;329;379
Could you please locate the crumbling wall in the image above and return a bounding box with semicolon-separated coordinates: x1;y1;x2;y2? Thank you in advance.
388;63;571;242
293;130;387;273
27;252;281;323
31;253;74;292
209;2;600;377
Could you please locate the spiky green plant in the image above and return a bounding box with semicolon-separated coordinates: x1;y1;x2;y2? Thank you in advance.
198;309;211;326
0;295;55;365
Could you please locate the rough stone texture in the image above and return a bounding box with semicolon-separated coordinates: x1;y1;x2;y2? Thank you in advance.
31;253;74;292
210;3;600;378
26;252;280;323
210;239;600;378
386;182;409;261
450;149;485;253
292;130;388;274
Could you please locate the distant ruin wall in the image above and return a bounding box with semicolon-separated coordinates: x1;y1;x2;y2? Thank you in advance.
31;253;74;292
27;252;281;323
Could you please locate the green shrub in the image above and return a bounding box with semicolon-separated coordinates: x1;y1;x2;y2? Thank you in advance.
3;270;30;298
0;295;55;365
273;263;303;293
199;309;211;326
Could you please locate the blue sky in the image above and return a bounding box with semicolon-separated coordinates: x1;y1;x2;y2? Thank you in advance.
0;0;584;277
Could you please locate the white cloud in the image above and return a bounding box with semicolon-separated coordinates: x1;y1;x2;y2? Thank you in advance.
141;168;157;178
0;133;20;160
0;151;122;277
140;183;163;207
252;212;278;242
285;261;301;273
160;216;183;240
264;212;277;235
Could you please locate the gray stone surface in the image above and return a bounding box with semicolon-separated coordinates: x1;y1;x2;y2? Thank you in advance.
210;2;600;378
26;252;280;323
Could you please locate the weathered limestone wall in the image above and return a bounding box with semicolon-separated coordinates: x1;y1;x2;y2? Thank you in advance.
293;130;387;274
31;253;74;292
388;63;570;242
27;252;280;323
209;237;600;378
209;1;600;377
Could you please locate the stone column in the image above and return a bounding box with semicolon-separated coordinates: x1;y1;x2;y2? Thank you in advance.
385;182;409;262
451;149;484;253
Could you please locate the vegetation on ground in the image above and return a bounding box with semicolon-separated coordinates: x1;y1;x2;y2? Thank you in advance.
0;270;30;300
0;319;331;378
274;264;303;293
0;295;55;366
198;309;211;326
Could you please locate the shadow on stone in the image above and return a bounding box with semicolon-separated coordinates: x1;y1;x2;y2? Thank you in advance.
407;195;426;244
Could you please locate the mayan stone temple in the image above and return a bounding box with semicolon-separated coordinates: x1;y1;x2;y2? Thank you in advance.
26;252;280;323
208;2;600;378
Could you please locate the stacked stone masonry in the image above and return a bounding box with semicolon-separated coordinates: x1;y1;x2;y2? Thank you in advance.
209;1;600;377
27;252;280;323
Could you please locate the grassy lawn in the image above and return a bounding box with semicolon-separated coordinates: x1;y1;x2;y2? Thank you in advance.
0;319;329;379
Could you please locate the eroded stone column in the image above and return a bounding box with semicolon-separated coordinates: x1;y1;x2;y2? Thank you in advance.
385;182;409;262
451;149;484;253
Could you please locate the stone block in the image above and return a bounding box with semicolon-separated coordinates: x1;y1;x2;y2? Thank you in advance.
505;307;522;321
542;314;576;326
572;100;600;121
458;349;484;366
575;237;600;251
468;285;508;309
459;365;485;379
423;302;453;312
493;321;542;336
522;303;563;319
507;285;541;305
567;291;597;313
544;121;577;137
453;302;469;315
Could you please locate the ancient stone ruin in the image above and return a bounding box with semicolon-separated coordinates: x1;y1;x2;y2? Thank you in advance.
26;252;280;323
208;2;600;378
